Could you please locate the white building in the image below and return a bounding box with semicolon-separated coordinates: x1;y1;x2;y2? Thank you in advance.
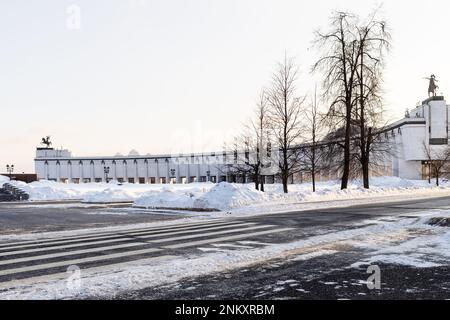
34;96;450;184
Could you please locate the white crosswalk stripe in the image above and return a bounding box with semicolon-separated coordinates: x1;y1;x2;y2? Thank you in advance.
163;228;294;249
0;255;177;291
0;219;236;250
0;247;163;277
146;225;275;243
0;220;295;286
0;222;255;257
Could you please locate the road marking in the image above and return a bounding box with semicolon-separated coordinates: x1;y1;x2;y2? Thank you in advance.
0;220;234;250
0;247;163;277
0;255;177;291
147;225;276;243
163;228;294;249
0;242;150;266
0;223;255;257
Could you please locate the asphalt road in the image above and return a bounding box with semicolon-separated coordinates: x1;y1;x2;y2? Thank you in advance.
0;195;450;299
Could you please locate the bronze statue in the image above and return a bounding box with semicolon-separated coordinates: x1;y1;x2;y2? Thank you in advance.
425;74;439;97
41;136;52;148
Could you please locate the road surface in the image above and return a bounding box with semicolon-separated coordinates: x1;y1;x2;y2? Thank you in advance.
0;196;449;299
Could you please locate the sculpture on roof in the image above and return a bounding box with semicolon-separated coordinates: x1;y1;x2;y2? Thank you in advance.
41;136;52;148
425;74;439;97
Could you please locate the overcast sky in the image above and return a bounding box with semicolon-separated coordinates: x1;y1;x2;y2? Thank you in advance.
1;0;449;173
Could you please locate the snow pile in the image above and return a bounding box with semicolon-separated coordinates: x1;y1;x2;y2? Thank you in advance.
194;183;268;211
82;189;139;203
134;188;201;209
135;177;450;212
5;176;450;210
135;183;269;211
0;175;9;187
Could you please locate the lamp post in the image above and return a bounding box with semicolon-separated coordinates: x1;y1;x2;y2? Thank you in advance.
104;166;110;183
6;164;14;180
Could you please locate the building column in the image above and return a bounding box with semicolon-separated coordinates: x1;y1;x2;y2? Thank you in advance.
90;161;95;182
123;160;128;182
79;161;83;183
155;160;160;184
134;160;139;184
165;159;170;184
68;161;72;182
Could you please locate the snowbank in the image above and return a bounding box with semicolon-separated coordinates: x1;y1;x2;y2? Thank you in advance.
6;177;450;212
134;177;450;212
0;175;10;187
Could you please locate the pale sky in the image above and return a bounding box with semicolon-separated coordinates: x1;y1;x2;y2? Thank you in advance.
1;0;449;173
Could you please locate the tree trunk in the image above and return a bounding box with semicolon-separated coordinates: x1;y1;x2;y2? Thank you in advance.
312;168;316;193
436;170;440;187
341;107;351;190
260;175;265;192
282;146;289;194
282;174;289;193
362;158;369;189
312;148;316;193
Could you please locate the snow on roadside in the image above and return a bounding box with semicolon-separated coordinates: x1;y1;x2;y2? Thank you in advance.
6;176;450;214
2;208;450;299
350;210;450;268
0;175;9;187
134;177;450;213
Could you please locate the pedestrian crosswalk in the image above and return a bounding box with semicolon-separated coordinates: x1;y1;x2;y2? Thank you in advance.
0;219;294;290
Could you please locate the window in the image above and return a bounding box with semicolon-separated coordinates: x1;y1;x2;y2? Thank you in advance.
128;178;135;184
181;177;187;184
83;178;91;183
72;178;80;184
149;177;156;184
139;177;146;184
95;178;102;183
210;176;217;183
200;176;207;183
60;178;68;184
220;176;226;182
190;176;197;183
118;178;124;183
169;177;177;184
160;177;167;184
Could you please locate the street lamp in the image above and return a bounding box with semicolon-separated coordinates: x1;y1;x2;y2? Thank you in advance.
104;166;110;183
6;164;14;180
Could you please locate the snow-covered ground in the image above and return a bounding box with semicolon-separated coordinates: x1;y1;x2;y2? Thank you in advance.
0;175;9;186
1;208;449;299
5;176;450;216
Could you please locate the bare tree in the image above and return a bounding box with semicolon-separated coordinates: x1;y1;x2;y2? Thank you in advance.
267;56;305;193
313;11;360;190
300;86;327;192
227;90;270;191
353;10;391;189
423;143;450;187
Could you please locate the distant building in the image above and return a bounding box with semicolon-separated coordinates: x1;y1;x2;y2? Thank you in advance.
34;96;450;184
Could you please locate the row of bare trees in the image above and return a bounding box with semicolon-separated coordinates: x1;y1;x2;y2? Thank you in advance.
227;9;392;194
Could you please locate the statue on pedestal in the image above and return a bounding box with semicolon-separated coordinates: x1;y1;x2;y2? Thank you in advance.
41;136;52;148
425;74;439;97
